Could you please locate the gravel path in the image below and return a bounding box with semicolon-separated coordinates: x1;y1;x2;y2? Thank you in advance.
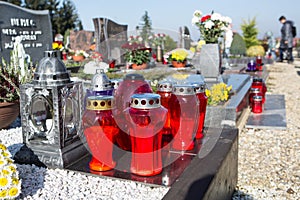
1;60;299;199
232;60;300;199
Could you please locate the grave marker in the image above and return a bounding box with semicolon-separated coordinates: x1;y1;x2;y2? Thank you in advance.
93;18;127;63
0;2;52;64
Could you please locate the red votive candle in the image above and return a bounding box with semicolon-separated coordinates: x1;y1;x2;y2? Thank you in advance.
125;93;167;176
256;56;263;71
252;95;263;113
113;74;153;151
192;82;208;139
156;81;173;146
170;85;199;151
82;96;119;171
251;77;267;103
249;87;264;106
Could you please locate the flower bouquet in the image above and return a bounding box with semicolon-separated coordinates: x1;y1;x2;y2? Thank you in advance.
205;82;232;106
192;10;232;43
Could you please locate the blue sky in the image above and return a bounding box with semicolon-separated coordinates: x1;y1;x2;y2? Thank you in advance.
72;0;300;41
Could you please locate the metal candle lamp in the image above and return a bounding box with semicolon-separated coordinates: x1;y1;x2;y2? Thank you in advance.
191;82;208;139
170;85;199;151
156;81;173;146
125;93;167;176
19;51;86;168
82;96;119;171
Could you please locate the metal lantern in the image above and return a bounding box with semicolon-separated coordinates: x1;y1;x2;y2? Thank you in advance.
19;51;87;168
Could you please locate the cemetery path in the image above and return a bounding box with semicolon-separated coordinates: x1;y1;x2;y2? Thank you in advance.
233;60;300;199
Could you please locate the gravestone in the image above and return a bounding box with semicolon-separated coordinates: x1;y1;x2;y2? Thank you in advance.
69;30;94;51
0;2;52;64
93;18;127;63
179;26;191;50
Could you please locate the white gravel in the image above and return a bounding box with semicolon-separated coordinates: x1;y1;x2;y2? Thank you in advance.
1;60;299;199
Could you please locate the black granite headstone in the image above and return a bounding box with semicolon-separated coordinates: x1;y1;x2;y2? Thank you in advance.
0;2;52;64
93;18;127;63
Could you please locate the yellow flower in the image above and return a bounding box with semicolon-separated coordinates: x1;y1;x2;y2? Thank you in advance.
0;144;7;151
205;89;211;97
1;169;10;176
0;189;7;198
8;187;20;198
0;177;8;187
171;50;188;62
11;178;19;186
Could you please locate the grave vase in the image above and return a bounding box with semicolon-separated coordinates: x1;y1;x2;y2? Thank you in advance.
199;44;222;79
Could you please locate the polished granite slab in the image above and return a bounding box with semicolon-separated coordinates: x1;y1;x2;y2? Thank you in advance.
245;94;287;130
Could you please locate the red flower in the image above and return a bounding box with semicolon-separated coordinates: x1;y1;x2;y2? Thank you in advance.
201;15;211;22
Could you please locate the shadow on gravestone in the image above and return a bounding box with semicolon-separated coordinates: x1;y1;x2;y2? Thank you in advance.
0;2;52;64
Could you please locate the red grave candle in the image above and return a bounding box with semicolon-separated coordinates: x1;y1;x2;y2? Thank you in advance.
156;81;173;146
170;85;199;151
125;93;167;176
113;74;153;151
249;87;264;106
252;95;263;113
82;96;119;171
192;82;208;139
251;77;267;103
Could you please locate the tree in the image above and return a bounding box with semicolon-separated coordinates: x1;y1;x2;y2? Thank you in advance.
22;0;82;37
0;0;22;6
139;11;153;44
55;0;82;35
23;0;47;10
241;17;261;48
230;33;247;57
164;35;177;52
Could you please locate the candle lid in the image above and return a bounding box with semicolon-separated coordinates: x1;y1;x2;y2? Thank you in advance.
110;79;122;89
91;69;112;91
250;87;261;93
253;95;263;101
190;82;206;93
253;77;263;82
86;95;114;110
172;84;196;95
130;93;161;109
157;81;173;92
124;73;145;81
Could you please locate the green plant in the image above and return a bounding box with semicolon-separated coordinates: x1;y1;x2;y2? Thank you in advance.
230;33;247;56
0;143;21;199
241;17;261;48
192;10;232;43
121;42;151;65
205;82;232;106
246;45;265;57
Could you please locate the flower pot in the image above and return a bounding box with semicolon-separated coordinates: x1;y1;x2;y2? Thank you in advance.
72;55;84;62
0;102;20;129
172;60;186;68
131;63;147;70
